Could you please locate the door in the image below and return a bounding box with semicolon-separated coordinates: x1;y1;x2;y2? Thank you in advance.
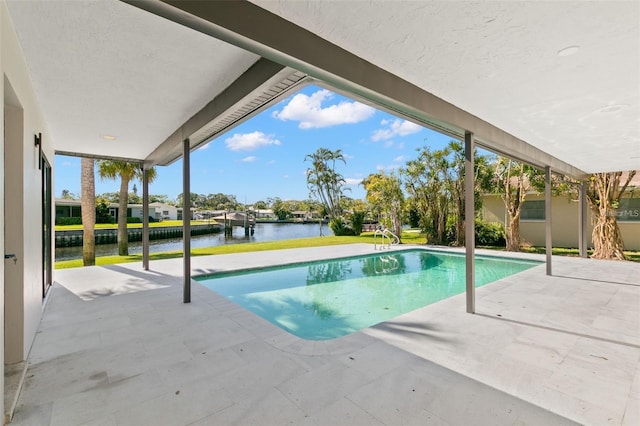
42;154;52;296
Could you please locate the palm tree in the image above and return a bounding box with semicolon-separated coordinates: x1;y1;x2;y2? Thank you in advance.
81;158;96;266
97;161;157;255
304;148;348;220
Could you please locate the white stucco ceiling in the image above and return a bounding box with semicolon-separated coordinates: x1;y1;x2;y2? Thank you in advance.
250;0;639;174
5;0;639;175
6;0;259;161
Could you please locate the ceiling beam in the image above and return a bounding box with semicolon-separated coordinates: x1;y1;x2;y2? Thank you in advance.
125;0;587;179
144;57;304;166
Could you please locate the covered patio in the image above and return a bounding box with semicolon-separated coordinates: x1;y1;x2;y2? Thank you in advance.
10;245;639;425
2;1;639;425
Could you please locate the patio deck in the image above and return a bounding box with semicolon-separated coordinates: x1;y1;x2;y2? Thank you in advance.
9;244;639;425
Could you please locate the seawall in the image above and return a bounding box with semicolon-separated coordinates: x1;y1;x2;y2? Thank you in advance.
55;224;222;247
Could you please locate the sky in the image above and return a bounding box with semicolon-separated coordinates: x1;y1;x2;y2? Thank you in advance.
54;84;459;205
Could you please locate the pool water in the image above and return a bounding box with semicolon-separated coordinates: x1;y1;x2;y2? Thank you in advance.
195;249;541;340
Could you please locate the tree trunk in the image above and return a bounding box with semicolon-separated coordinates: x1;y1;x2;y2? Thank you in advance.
456;197;465;246
392;210;403;244
591;209;626;260
505;214;521;252
81;158;95;266
587;172;633;261
118;176;130;256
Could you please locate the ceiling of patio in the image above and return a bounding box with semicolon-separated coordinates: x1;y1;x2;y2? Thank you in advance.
249;0;639;174
5;0;639;174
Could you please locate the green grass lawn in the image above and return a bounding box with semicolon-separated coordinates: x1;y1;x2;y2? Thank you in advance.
55;220;215;231
55;230;639;269
480;245;640;262
54;231;427;269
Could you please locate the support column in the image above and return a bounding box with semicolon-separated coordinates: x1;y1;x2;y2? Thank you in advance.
183;139;191;303
142;166;150;270
545;166;552;275
464;131;475;314
578;181;588;258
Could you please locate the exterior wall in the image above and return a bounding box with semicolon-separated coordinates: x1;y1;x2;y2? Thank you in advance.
152;203;178;221
0;1;5;415
2;0;54;373
482;194;640;251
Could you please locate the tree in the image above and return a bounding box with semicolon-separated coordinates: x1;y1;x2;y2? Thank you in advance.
98;191;120;203
491;157;544;251
128;192;142;204
305;148;349;221
61;189;76;200
149;194;170;204
253;200;268;210
446;141;493;246
272;198;291;220
587;171;636;260
403;146;452;245
362;172;405;242
80;158;95;266
97;161;157;256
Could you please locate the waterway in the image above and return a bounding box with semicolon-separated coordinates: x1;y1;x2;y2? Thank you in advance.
55;222;333;261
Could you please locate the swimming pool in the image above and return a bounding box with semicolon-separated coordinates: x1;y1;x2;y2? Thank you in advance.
195;249;541;340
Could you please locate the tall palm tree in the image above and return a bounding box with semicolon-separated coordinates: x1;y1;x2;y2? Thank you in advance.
97;161;156;256
81;157;96;266
304;148;347;220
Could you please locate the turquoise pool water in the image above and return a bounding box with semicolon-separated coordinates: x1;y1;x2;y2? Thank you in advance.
195;249;541;340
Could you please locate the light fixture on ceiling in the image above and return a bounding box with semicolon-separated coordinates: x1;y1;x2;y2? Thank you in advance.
101;134;117;141
557;45;580;57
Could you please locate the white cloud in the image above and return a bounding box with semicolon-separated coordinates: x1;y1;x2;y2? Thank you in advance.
393;155;407;163
197;142;210;151
241;156;257;162
283;174;289;179
272;89;375;129
343;153;355;160
267;160;276;165
371;119;422;141
62;161;73;167
345;178;363;185
225;131;281;151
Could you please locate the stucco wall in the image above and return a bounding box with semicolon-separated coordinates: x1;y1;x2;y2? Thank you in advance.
2;0;54;367
0;1;5;415
482;194;640;251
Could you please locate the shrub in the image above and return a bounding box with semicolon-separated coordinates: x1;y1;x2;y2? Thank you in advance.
55;217;82;226
126;217;142;224
475;219;505;246
329;217;356;236
349;211;366;236
95;200;114;224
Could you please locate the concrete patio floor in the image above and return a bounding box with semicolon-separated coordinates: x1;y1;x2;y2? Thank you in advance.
9;244;639;425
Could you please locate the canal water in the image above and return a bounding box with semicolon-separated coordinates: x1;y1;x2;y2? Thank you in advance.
55;222;333;261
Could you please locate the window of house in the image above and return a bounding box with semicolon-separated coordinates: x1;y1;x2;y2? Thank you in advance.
163;210;169;215
521;200;545;220
616;198;640;222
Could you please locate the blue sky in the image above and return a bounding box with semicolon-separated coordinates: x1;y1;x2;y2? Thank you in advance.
55;85;457;204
